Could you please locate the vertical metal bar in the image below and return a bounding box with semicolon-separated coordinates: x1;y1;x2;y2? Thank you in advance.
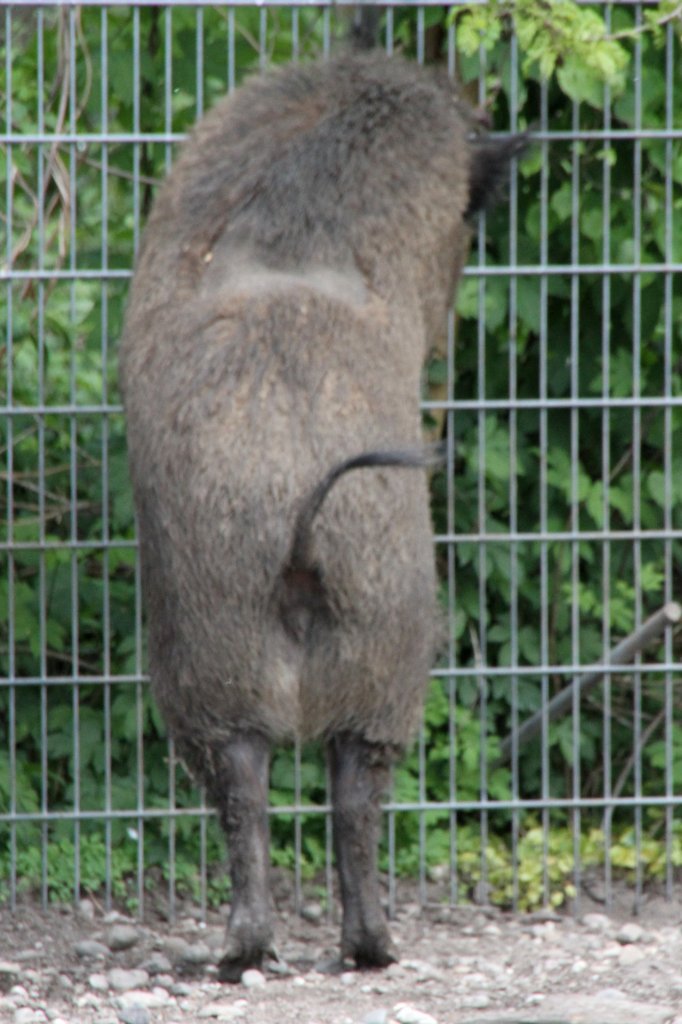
168;737;177;921
163;0;175;919
387;809;396;918
202;786;211;919
447;18;455;78
68;4;81;906
196;14;206;921
131;9;141;256
662;18;675;900
291;7;299;61
196;6;204;118
133;549;146;899
135;683;145;917
227;8;236;93
101;4;112;910
259;8;267;70
325;759;333;921
507;29;520;911
418;723;426;906
199;803;208;921
165;6;173;170
36;5;49;910
133;349;146;912
569;90;582;914
447;14;460;908
4;2;17;912
132;4;145;917
446;308;458;907
476;42;489;901
385;7;393;55
416;7;424;65
293;738;302;914
600;3;613;911
538;76;550;905
8;673;17;909
322;7;331;59
631;2;644;910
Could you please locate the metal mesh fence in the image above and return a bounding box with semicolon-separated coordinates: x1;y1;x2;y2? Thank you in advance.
1;1;681;921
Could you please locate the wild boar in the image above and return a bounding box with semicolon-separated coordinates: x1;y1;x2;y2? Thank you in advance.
118;51;523;981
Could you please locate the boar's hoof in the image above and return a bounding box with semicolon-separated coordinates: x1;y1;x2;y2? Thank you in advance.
218;926;277;983
343;928;398;970
218;951;260;984
218;944;279;983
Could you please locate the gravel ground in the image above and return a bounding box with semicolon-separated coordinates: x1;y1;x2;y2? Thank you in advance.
2;883;682;1024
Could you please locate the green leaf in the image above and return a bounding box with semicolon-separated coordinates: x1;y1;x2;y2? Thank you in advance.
647;470;667;508
557;57;606;108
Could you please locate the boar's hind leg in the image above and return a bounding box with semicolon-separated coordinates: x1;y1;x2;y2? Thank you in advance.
328;733;397;968
209;731;273;982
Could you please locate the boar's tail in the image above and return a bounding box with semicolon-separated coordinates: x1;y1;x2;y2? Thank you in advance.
465;132;530;219
277;446;440;643
288;445;442;573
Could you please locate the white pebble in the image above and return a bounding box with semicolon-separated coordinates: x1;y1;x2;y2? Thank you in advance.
197;1003;246;1020
363;1011;389;1024
75;993;102;1009
582;912;611;933
461;972;488;988
462;994;490;1009
180;942;212;966
152;974;175;990
617;922;645;945
169;983;191;997
88;974;109;992
618;945;645;966
104;925;138;954
595;988;628;1000
393;1004;438;1024
426;863;449;884
107;968;150;992
526;993;545;1005
593;941;621;959
116;989;171;1009
300;902;324;923
403;960;442;981
14;1011;47;1024
78;899;96;920
240;968;266;989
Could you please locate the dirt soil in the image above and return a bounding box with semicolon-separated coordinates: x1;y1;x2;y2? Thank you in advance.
1;878;682;1024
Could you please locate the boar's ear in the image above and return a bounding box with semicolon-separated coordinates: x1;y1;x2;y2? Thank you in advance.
465;132;530;219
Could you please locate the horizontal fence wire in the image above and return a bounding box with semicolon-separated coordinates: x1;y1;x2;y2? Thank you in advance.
1;0;681;921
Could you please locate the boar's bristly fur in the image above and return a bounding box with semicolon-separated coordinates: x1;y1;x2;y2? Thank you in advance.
119;52;522;981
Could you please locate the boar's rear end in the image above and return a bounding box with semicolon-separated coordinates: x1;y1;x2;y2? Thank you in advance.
119;52;522;981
